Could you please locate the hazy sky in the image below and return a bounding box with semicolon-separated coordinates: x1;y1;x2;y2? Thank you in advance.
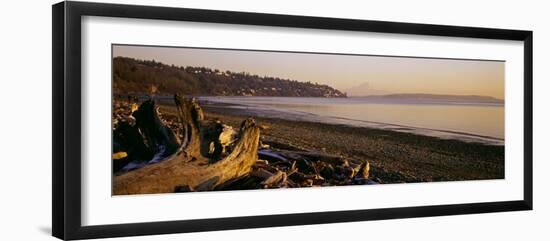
113;45;505;99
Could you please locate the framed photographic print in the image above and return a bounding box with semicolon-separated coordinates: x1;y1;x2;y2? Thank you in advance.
52;1;533;240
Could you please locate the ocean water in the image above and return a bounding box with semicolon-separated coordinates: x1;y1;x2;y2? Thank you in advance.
198;96;505;145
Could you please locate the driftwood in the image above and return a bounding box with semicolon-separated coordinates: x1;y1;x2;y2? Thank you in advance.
113;94;260;195
223;146;374;189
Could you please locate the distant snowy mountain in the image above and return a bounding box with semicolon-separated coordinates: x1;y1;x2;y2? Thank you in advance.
343;82;390;96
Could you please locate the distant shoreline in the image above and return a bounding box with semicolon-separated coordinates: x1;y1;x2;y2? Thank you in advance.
348;93;504;104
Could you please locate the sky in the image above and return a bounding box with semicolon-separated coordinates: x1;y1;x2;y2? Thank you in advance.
113;45;505;99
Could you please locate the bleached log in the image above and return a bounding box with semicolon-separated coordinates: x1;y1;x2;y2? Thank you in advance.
113;94;260;195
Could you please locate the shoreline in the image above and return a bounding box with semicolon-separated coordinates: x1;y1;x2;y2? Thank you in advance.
120;94;504;145
197;99;504;146
154;101;505;183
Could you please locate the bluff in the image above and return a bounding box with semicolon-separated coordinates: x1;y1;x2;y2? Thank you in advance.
113;57;346;97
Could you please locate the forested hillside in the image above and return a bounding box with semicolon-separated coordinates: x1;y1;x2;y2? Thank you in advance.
113;57;346;97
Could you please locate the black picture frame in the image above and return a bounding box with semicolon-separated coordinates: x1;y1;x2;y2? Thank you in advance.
52;1;533;240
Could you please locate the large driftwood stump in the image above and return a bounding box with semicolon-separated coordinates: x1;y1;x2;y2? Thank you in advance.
113;95;260;195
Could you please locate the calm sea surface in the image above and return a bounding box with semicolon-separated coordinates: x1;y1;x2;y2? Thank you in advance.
199;96;504;145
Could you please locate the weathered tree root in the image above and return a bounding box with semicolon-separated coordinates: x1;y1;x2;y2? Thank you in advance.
113;94;260;195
